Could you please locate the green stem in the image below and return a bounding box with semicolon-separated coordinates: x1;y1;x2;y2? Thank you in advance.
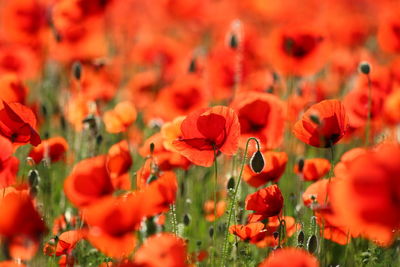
366;74;372;146
221;137;260;266
211;146;218;265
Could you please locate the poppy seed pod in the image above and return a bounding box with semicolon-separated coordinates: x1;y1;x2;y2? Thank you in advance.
359;61;371;75
250;150;265;173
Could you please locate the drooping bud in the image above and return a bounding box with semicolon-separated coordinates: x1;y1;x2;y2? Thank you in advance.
273;231;279;240
297;231;305;246
250;150;265;173
229;34;239;50
307;234;318;254
359;61;371;75
227;177;235;191
298;158;305;172
183;214;191;226
209;226;214;238
150;143;155;155
188;57;197;73
28;170;40;188
72;61;82;80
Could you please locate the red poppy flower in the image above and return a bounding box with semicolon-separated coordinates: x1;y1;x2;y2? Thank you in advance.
267;25;329;76
107;140;132;179
64;156;114;208
46;230;85;257
229;222;266;243
333;147;367;178
134;233;188;267
141;171;178;217
255;216;299;248
0;101;41;146
84;194;144;258
259;247;319;267
231;92;285;150
139;132;190;171
0;190;46;260
148;74;208;121
173;106;240;167
330;143;400;246
243;151;288;187
0;136;19;188
294;158;331;181
377;11;400;53
246;184;284;222
303;178;354;245
293;99;348;148
28;137;68;164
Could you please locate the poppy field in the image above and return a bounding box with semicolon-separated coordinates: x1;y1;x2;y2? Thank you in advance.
1;0;400;266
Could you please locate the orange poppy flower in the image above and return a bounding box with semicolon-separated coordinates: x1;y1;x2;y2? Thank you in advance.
173;106;240;167
203;200;226;222
0;101;41;146
229;222;266;243
84;194;144;258
106;140;132;179
384;89;400;125
0;73;28;104
0;136;19;188
294;158;331;181
246;184;284;222
243;151;288;187
0;190;46;260
44;230;85;257
293;99;348;148
64;156;114;208
330;143;400;245
267;25;329;76
255;216;299;248
103;101;137;134
258;247;319;267
134;233;188;267
231;92;285;150
161;116;185;152
28;137;69;164
0;261;27;267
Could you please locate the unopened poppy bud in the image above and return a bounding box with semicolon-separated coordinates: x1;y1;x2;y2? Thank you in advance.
273;231;279;240
147;174;158;184
229;34;239;50
188;58;197;73
298;158;305;172
150;143;155;154
359;61;371;75
28;170;40;188
307;234;318;254
227;177;235;191
209;226;214;238
96;135;103;145
72;61;82;80
250;150;265;173
196;241;202;247
41;105;48;117
309;113;320;125
183;214;191;226
298;231;305;246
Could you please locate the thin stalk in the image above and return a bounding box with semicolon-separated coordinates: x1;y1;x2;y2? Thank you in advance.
366;74;372;146
211;146;218;266
221;137;260;266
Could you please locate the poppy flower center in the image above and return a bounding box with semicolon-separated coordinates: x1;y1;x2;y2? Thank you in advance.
282;34;323;58
239;100;270;134
173;88;201;111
